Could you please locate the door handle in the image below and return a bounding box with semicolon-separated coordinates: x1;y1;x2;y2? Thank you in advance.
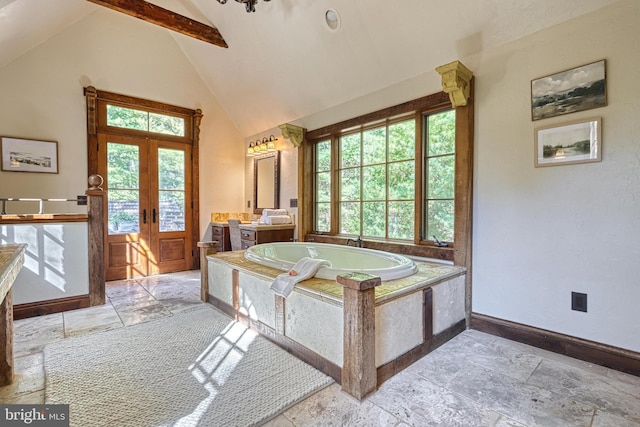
143;209;147;224
152;208;157;223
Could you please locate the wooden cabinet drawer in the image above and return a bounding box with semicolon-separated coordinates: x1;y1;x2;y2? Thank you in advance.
241;240;255;249
240;230;256;241
210;224;231;252
211;226;224;237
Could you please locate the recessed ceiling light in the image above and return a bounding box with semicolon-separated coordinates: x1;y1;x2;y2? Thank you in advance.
324;9;341;31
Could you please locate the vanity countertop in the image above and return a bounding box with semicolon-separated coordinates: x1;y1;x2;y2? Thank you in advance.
239;223;295;231
0;244;27;303
210;221;252;227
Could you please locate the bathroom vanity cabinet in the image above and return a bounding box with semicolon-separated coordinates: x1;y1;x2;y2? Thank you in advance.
238;224;295;249
211;222;295;251
210;223;231;252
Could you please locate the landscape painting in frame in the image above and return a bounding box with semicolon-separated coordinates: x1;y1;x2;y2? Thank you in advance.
534;117;601;167
531;60;606;121
1;137;59;173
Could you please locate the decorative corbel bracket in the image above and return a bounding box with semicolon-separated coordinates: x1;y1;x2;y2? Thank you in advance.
435;61;473;107
84;86;97;135
278;123;305;148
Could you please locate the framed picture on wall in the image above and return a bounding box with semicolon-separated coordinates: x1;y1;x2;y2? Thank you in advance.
534;117;602;167
531;60;606;121
0;137;59;173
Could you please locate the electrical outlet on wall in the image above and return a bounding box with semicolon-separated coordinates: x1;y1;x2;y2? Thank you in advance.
247;200;251;208
571;292;587;312
290;198;298;208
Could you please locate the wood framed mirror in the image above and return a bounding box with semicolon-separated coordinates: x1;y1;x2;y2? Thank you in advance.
253;151;280;214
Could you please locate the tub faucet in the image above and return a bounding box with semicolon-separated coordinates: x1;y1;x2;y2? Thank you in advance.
346;236;363;248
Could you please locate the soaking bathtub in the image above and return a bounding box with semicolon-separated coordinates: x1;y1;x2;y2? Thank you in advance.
202;242;467;399
244;242;418;281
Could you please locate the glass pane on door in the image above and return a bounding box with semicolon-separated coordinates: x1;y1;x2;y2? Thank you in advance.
107;143;140;234
158;148;185;232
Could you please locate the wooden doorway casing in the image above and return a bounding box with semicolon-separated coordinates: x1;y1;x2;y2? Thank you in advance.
85;87;202;280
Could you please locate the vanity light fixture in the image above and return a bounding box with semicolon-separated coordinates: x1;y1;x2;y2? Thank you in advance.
247;136;278;156
216;0;271;13
246;141;256;157
266;135;277;152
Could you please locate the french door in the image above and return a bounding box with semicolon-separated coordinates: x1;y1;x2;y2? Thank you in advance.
98;134;192;280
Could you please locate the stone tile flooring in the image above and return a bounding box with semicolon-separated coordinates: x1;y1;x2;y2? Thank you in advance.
2;270;639;426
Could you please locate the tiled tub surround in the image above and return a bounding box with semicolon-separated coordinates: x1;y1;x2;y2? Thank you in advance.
205;250;466;398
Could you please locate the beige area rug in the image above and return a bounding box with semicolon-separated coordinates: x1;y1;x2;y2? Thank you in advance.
44;306;333;427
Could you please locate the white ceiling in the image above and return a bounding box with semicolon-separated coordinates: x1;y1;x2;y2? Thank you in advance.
0;0;622;136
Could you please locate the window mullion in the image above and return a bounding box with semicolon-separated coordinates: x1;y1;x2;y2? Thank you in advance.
415;111;424;243
385;120;390;240
331;135;339;235
359;131;364;236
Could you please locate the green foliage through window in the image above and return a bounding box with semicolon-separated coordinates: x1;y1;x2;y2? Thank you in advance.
313;108;456;246
338;119;416;240
315;140;332;232
107;143;140;234
107;105;185;137
424;110;455;242
158;148;186;232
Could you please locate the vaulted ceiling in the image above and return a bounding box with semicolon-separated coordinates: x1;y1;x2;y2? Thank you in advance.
0;0;622;136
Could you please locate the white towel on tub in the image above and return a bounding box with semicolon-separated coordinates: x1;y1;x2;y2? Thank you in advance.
270;257;331;298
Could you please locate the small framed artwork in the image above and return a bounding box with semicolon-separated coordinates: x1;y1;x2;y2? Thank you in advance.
0;137;59;173
534;117;601;167
531;59;606;121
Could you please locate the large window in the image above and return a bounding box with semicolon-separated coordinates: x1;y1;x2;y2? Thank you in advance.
424;110;455;242
337;118;416;239
312;107;456;246
315;140;332;232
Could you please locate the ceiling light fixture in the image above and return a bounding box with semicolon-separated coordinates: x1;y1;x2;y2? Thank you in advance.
216;0;271;13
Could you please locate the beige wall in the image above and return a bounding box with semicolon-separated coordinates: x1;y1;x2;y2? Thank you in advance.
470;0;640;352
244;127;298;233
262;0;640;352
0;9;244;238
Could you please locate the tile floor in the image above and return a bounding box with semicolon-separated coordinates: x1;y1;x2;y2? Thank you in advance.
2;270;639;426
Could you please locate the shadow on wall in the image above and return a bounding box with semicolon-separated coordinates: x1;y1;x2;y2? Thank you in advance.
0;222;89;304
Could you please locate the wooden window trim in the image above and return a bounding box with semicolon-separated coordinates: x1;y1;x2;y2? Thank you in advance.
302;82;474;266
84;86;203;270
96;94;194;143
306;92;450;140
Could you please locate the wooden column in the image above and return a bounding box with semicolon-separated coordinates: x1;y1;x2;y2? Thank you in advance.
0;243;26;386
0;288;14;385
338;272;381;400
453;78;475;326
191;110;203;270
197;241;217;302
86;175;106;306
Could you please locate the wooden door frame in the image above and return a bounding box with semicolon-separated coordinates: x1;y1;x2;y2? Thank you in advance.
84;86;202;274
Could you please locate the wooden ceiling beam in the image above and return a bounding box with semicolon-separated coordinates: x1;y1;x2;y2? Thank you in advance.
87;0;228;48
